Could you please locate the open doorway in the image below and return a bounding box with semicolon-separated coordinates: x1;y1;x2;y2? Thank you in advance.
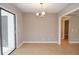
64;20;69;39
61;16;69;46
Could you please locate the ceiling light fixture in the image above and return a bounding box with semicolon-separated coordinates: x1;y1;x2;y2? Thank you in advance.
36;3;46;17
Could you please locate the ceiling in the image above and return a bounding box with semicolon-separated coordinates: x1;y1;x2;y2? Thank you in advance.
67;9;79;16
13;3;69;13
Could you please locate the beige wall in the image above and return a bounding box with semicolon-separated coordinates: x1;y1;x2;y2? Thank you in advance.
0;3;23;48
23;13;58;42
69;16;79;42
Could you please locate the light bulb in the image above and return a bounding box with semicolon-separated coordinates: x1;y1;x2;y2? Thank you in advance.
41;11;45;16
36;12;39;16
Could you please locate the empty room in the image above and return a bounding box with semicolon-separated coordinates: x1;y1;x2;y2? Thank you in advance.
0;3;79;55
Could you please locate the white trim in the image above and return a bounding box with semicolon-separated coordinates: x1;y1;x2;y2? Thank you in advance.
23;41;57;43
17;41;58;48
58;17;61;45
69;41;79;44
17;42;24;48
58;7;79;45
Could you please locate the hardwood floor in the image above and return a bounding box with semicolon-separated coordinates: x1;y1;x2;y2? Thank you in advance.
61;39;69;48
11;40;79;55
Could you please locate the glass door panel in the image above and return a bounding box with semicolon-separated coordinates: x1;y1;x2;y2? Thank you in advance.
1;9;15;55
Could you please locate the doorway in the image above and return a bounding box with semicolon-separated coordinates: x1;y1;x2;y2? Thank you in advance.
64;20;69;39
61;17;69;46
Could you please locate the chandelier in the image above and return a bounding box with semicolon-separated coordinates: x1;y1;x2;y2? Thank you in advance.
36;3;46;17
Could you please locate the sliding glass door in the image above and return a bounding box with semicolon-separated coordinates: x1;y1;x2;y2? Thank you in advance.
0;8;16;55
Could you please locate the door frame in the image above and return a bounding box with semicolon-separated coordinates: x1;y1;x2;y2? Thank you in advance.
0;7;16;55
58;7;79;45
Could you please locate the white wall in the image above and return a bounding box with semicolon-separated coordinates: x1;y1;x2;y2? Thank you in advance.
0;3;23;48
23;13;58;43
69;16;79;43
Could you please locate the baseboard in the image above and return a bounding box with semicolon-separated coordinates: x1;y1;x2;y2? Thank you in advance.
17;41;79;48
17;41;58;48
17;42;24;48
69;41;79;44
23;41;57;43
